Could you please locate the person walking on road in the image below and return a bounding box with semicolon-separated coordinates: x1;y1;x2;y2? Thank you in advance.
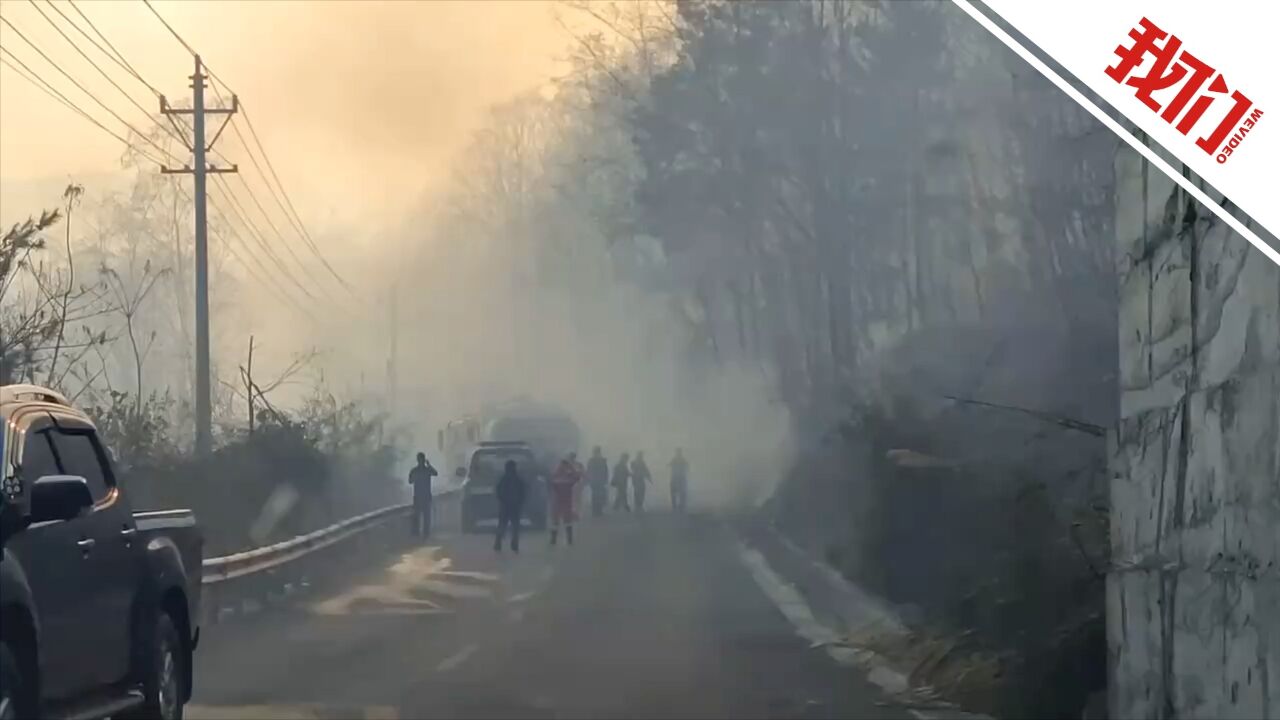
586;446;609;517
409;452;439;539
549;452;583;546
612;453;631;512
573;453;588;519
494;459;525;553
669;448;689;512
630;452;652;513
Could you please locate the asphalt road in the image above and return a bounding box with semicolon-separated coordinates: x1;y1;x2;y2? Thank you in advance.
188;511;912;719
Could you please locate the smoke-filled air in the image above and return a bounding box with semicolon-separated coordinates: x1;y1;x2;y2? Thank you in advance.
11;1;1253;719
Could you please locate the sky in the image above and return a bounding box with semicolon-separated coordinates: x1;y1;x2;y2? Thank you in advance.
0;0;579;233
0;0;602;434
0;0;796;505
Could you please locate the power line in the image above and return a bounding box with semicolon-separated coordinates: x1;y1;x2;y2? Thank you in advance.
208;173;313;296
0;45;170;166
214;225;320;324
179;185;318;322
140;0;353;294
65;0;161;96
206;185;351;328
207;176;322;303
26;0;186;149
140;0;366;344
220;147;333;295
175;185;320;323
208;176;313;298
0;14;180;164
204;81;352;296
63;0;191;148
231;107;353;291
140;0;196;56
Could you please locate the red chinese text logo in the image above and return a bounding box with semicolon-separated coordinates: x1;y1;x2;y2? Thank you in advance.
1106;18;1263;164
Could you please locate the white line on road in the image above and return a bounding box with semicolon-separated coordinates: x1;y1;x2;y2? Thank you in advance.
736;543;842;647
506;591;536;604
736;539;992;720
735;542;909;695
435;643;479;673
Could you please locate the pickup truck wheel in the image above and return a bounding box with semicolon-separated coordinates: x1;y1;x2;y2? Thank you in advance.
0;642;30;720
123;613;184;720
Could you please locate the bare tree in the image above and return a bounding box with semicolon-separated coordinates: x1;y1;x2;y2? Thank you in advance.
45;183;87;385
222;336;318;433
100;259;170;415
1;204;112;387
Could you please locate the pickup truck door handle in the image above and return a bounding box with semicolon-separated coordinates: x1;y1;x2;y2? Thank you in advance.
76;538;96;552
120;527;137;545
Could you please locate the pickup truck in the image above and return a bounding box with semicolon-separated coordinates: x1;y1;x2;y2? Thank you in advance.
0;385;202;720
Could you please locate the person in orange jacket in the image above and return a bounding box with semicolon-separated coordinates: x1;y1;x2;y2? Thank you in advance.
549;452;582;546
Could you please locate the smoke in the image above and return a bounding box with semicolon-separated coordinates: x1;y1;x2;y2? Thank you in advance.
0;1;576;226
1;0;796;509
385;218;796;511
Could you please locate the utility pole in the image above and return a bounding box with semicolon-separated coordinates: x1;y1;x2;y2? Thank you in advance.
161;55;237;455
387;283;398;418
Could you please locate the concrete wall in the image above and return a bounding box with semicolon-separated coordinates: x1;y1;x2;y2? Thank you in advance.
1109;139;1280;718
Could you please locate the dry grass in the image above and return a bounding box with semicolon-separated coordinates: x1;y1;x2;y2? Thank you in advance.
850;626;1008;716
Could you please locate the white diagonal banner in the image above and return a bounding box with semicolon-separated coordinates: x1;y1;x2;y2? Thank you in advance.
953;0;1280;267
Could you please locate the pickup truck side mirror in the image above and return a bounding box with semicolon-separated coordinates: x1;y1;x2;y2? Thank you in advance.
454;467;467;479
29;475;93;523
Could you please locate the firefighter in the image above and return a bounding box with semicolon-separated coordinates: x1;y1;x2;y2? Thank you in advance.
494;459;525;553
630;451;652;513
670;448;689;512
408;452;439;539
612;453;631;512
549;452;582;546
586;446;609;517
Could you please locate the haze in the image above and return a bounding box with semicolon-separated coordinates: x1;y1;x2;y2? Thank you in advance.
1;0;573;229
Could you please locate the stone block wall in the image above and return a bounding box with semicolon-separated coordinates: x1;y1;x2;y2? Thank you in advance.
1109;139;1280;718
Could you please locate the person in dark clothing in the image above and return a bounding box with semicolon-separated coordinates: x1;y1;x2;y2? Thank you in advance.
612;453;631;512
670;448;689;512
494;459;525;553
586;446;609;517
409;452;439;539
631;452;652;513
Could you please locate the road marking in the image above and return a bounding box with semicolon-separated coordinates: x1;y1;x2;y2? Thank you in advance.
735;542;909;694
186;704;399;719
736;543;841;647
436;643;479;673
506;591;535;604
736;540;993;720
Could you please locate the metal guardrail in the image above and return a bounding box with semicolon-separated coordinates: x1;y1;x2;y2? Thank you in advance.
202;487;462;583
202;502;410;584
199;487;463;623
